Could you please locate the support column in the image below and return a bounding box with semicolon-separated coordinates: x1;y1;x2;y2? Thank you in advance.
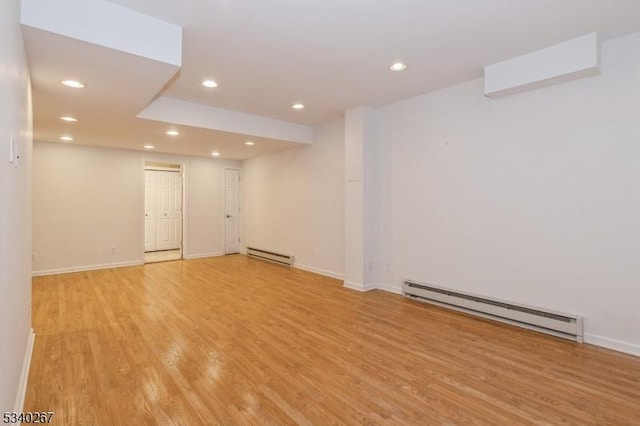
344;106;378;291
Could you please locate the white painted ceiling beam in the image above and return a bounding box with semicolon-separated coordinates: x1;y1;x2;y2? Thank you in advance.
21;0;182;66
484;33;600;99
139;97;312;145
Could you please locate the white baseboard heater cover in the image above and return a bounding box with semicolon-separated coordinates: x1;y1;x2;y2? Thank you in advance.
403;280;584;342
246;247;294;267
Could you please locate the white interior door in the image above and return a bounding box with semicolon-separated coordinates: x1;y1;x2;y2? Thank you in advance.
155;170;182;251
144;170;156;252
225;169;240;254
170;172;183;248
155;171;172;250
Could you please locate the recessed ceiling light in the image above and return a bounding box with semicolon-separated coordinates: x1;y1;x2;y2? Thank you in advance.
60;135;73;142
390;62;407;71
292;103;304;110
144;145;155;149
245;141;255;146
60;116;78;122
202;80;218;88
211;152;220;157
61;80;85;88
166;130;179;136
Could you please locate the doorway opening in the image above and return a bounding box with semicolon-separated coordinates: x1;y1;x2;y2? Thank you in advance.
144;161;184;263
224;168;240;254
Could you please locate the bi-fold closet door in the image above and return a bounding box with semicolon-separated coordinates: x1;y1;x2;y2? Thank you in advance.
145;169;182;252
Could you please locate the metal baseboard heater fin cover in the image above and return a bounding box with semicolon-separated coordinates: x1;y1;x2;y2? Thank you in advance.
403;280;584;342
246;246;294;267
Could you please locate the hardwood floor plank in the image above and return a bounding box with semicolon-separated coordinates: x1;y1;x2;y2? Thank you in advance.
25;255;640;425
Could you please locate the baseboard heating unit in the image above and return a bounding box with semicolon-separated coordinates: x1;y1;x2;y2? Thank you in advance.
246;247;294;267
403;280;584;342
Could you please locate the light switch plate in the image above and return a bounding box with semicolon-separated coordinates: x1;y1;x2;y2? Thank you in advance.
9;135;15;163
10;135;19;168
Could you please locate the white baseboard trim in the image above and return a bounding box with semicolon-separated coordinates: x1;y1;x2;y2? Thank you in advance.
584;333;640;357
342;281;403;295
373;284;403;295
32;260;142;277
295;263;345;281
343;281;377;292
183;251;224;260
14;328;35;413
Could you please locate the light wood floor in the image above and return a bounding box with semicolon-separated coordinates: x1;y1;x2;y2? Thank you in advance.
26;255;640;425
145;249;182;264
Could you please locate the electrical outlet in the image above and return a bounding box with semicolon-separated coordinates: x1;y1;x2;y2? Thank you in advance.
111;246;117;254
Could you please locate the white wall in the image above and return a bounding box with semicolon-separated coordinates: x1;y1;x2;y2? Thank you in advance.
242;119;345;279
33;141;240;274
376;33;640;354
0;0;33;411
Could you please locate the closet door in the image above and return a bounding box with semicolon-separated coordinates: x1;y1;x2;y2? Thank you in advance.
155;170;182;251
155;171;173;250
169;172;183;249
144;170;156;252
224;169;240;254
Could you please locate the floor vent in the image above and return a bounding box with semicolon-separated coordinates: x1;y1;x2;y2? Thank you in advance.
246;247;294;267
403;280;583;342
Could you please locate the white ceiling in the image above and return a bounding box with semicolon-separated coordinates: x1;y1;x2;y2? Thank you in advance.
24;0;640;159
25;28;302;159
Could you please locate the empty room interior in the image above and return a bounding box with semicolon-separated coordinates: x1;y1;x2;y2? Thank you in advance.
2;0;640;424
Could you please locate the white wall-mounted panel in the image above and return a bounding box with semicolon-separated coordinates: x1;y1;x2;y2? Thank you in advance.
485;33;600;98
21;0;182;66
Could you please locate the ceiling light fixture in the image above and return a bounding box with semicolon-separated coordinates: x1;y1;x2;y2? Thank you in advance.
166;130;179;136
292;103;304;110
202;80;218;88
144;145;155;149
61;80;85;88
211;152;220;157
245;141;255;146
60;116;78;122
60;135;73;142
390;62;407;71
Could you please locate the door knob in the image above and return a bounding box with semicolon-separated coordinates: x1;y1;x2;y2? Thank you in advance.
226;215;232;218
